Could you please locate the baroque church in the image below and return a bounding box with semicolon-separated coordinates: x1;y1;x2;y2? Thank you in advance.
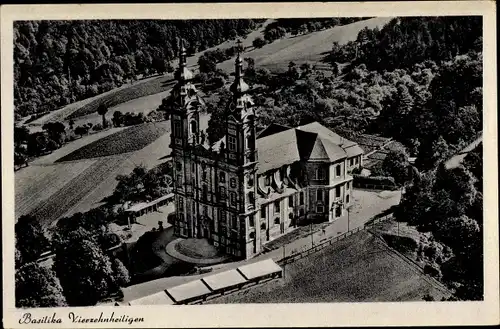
167;40;364;260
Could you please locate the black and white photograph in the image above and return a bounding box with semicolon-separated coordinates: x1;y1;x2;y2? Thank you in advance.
2;2;498;328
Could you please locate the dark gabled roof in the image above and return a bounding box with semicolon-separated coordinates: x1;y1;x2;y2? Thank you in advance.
257;123;291;139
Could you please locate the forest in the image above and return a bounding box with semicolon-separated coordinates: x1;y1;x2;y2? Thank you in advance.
14;19;262;118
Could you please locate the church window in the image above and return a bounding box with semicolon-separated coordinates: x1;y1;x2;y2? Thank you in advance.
202;169;208;181
176;161;182;171
230;178;236;188
174;120;182;137
247;176;254;188
219;186;227;199
202;185;208;201
315;167;325;180
274;217;280;225
336;164;341;177
299;191;304;205
230;192;237;206
336;206;342;217
249;231;255;239
228;136;237;151
260;206;266;219
176;174;182;185
316;189;323;201
261;223;266;230
316;204;324;213
246;135;255;149
335;186;341;198
299;208;305;216
231;214;237;228
220;210;227;223
346;194;350;204
274;200;280;213
190;120;198;134
203;206;208;216
247;192;255;204
219;172;226;183
249;215;255;227
288;195;294;207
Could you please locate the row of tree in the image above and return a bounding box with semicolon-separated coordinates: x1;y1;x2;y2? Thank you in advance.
14;19;261;118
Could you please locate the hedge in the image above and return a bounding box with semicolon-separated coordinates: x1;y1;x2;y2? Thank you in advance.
353;174;396;187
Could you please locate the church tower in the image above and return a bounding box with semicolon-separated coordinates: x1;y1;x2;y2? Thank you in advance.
169;39;204;238
223;40;259;257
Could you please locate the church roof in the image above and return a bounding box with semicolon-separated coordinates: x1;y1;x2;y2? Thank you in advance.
255;121;360;174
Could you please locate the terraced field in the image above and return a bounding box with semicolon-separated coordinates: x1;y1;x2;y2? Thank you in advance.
15;160;97;219
27;155;129;227
56;121;170;162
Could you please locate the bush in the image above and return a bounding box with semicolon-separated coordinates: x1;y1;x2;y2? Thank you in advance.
382;234;418;254
424;264;442;278
353;174;396;188
93;123;104;131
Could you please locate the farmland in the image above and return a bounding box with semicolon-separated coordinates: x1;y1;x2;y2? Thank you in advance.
217;17;393;73
26;155;129;227
15;160;97;219
56;121;170;162
206;230;450;303
67;76;177;120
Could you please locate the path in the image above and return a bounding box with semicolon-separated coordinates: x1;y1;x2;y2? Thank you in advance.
445;132;482;169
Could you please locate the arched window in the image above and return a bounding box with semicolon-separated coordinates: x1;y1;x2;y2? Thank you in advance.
247;176;254;188
315;167;325;180
219;171;226;183
249;231;256;239
190;120;198;134
299;208;305;216
274;217;280;224
261;223;266;230
247;192;255;204
346;194;350;204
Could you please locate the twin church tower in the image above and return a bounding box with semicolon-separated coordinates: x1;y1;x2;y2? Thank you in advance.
167;39;363;260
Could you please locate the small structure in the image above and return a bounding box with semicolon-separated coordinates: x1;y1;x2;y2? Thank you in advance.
236;259;283;283
201;269;247;295
125;193;174;224
128;291;175;306
166;279;212;304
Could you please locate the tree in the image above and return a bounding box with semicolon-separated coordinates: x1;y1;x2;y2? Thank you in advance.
14;125;30;147
112;258;130;287
252;37;266;49
74;125;88;137
112;111;124;127
42;121;66;146
382;149;410;186
15;215;50;263
97;103;109;128
16;262;67;308
53;231;117;306
198;55;217;74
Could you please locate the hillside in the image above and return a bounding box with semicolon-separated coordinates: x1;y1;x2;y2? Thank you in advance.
14;19;262;118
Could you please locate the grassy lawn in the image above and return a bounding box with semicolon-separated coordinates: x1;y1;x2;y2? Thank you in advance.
56;121;170;162
206;230;451;303
66;76;176;120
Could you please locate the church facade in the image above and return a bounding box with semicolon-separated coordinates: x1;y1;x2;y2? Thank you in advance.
168;41;364;260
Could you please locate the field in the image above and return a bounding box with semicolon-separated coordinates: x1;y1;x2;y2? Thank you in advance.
66;76;176;120
217;17;393;73
27;155;129;227
56;121;171;162
15;160;97;219
206;230;450;303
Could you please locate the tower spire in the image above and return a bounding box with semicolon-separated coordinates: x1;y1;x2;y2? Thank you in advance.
175;37;193;82
230;39;249;97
